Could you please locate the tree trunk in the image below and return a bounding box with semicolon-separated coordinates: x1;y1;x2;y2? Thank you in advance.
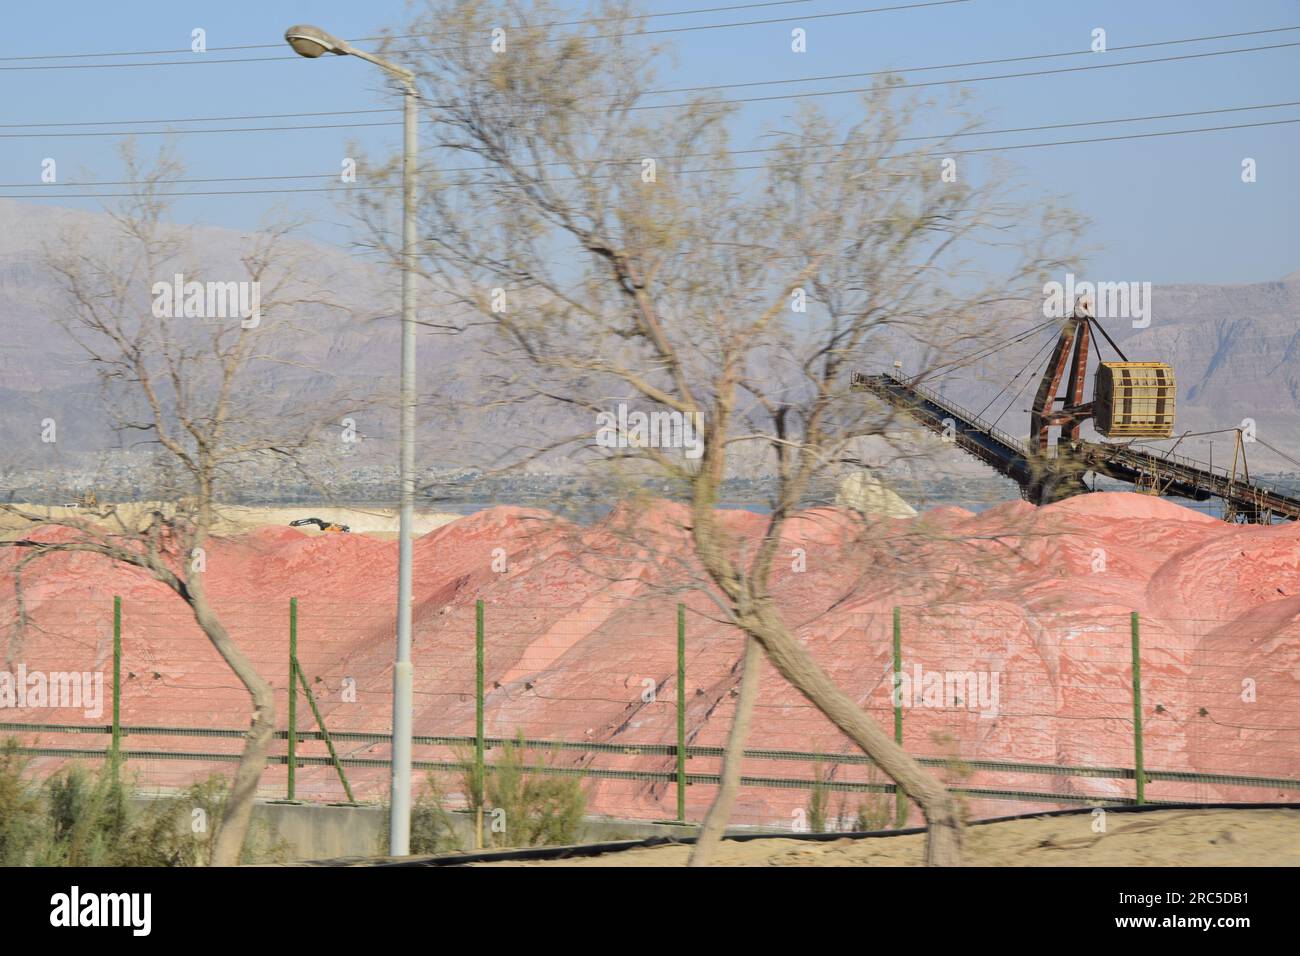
688;634;761;867
190;597;275;866
740;602;962;866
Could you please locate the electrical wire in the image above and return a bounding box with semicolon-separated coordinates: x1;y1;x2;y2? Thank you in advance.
12;115;1295;198
647;24;1300;95
0;1;973;70
7;28;1299;129
630;39;1300;112
0;1;822;61
3;99;1292;187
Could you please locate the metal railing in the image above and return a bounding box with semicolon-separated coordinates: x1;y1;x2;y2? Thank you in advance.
877;371;1029;453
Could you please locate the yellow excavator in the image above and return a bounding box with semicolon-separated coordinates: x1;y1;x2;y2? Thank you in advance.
289;517;351;533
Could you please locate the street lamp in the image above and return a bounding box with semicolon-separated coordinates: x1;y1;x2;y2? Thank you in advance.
285;24;419;856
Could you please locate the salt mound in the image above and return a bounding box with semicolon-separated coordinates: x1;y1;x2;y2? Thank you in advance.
1043;491;1221;523
2;491;1295;826
835;471;917;518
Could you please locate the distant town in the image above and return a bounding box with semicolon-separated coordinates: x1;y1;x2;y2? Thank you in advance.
7;449;1296;519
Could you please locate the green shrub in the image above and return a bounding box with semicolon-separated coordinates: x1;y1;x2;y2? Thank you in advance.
0;739;287;866
32;761;132;866
853;769;896;832
378;772;463;856
164;774;291;866
479;735;586;848
381;737;588;855
807;762;829;833
0;740;42;865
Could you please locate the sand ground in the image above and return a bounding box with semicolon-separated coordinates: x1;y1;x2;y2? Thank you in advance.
0;503;461;538
469;809;1300;867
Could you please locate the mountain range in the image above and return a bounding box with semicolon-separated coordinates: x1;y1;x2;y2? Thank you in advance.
2;199;1296;484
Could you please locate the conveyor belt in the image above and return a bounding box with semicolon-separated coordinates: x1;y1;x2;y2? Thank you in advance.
852;370;1300;522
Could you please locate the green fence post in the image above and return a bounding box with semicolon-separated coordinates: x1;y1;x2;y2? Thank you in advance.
287;597;298;801
475;598;485;849
295;666;355;803
676;602;687;823
111;596;122;769
892;606;906;827
1131;610;1145;805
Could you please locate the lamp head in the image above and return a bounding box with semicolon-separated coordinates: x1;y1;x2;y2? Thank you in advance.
284;24;349;58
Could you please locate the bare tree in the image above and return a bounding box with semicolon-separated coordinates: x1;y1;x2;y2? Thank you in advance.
1;146;354;865
354;0;1078;864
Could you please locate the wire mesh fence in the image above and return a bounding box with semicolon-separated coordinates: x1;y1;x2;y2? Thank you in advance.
2;594;1297;832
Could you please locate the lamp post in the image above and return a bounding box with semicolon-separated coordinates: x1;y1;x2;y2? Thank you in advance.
285;24;419;856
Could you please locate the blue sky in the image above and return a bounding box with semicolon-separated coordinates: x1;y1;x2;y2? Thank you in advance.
4;0;1298;285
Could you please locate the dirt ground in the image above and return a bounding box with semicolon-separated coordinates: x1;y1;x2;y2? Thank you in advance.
0;502;460;538
473;809;1300;866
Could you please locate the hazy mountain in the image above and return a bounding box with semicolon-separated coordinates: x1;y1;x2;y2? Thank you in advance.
1;199;1296;485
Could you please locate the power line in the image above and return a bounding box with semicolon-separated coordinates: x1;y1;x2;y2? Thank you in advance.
628;39;1300;112
0;1;820;61
0;1;972;71
0;120;401;140
821;98;1300;147
5;33;1294;139
645;23;1300;95
0;108;395;130
3;99;1293;188
7;24;1299;131
5;100;1294;191
0;52;294;72
7;115;1296;199
0;172;335;189
937;116;1300;156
